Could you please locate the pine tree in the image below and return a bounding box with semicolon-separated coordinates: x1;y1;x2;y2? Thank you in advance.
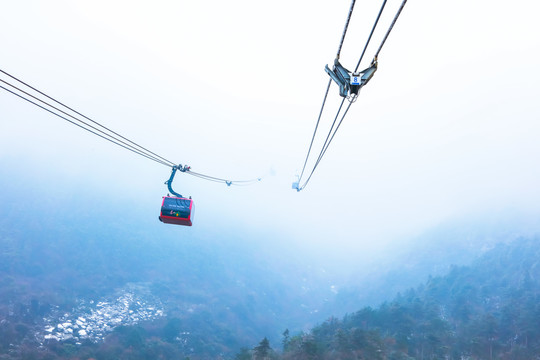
282;329;290;351
254;337;271;360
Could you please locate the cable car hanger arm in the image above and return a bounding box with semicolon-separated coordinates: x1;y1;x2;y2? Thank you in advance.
165;164;191;198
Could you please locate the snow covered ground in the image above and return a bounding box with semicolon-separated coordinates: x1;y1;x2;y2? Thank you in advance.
37;283;164;344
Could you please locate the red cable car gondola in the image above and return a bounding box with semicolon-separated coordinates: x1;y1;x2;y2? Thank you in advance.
159;196;194;226
159;164;194;226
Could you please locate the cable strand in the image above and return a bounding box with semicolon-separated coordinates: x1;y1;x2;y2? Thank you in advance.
336;0;357;59
298;100;353;191
374;0;408;59
297;78;332;183
355;0;388;72
0;68;177;167
0;78;173;167
0;84;173;168
0;70;265;187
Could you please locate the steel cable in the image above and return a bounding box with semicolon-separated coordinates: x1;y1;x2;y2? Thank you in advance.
0;78;172;167
297;78;332;183
0;69;177;167
0;84;173;167
0;70;263;186
374;0;408;59
297;100;353;191
336;0;357;59
295;0;408;191
295;0;357;190
355;0;388;72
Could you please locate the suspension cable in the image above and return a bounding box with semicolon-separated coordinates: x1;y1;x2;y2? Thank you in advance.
295;0;408;191
355;0;387;72
186;169;261;186
297;99;353;191
374;0;408;59
313;101;354;173
0;70;263;186
297;78;332;183
0;69;176;167
0;78;172;167
0;84;173;168
336;0;357;59
312;97;347;170
295;0;357;190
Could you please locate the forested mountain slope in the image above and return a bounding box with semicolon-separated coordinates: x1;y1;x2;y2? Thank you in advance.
0;176;339;359
246;237;540;360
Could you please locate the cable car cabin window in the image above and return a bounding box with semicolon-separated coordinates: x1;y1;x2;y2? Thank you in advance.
159;196;194;226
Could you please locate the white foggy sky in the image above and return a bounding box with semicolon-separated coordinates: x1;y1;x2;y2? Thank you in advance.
1;0;540;265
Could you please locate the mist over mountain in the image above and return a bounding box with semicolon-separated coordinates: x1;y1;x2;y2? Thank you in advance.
326;214;540;317
251;236;540;360
2;162;540;359
0;169;347;358
2;0;540;357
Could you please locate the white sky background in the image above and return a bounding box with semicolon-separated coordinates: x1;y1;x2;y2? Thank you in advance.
1;0;540;270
